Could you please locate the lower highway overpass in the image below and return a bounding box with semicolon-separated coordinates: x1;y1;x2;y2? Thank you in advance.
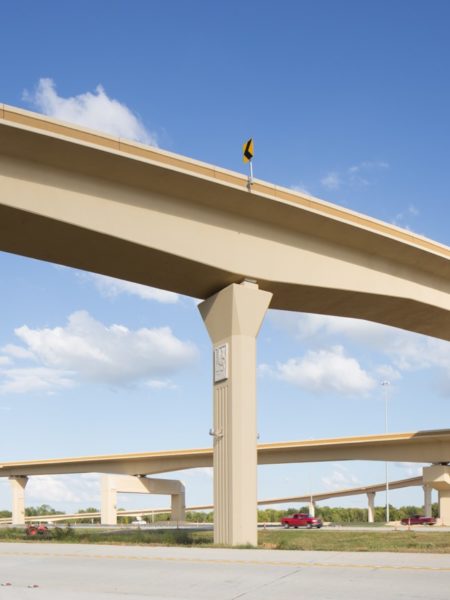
3;430;450;525
0;476;426;526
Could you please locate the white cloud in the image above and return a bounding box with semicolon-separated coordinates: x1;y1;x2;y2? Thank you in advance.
0;356;12;366
290;183;311;195
258;363;273;377
394;462;424;477
27;474;100;505
271;310;449;368
392;204;420;230
269;311;450;395
375;364;402;382
145;379;177;390
183;467;213;480
24;78;157;145
321;171;341;190
1;345;35;360
321;465;359;490
274;346;375;395
0;367;74;394
271;312;390;346
0;311;197;393
321;161;389;191
296;313;404;356
385;335;450;375
348;161;389;172
87;273;179;304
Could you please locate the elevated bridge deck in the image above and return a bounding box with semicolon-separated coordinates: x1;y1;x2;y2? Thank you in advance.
1;430;449;478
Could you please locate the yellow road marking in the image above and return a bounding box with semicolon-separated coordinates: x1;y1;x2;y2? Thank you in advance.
0;551;449;572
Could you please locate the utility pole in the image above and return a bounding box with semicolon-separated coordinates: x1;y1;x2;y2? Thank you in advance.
381;380;390;523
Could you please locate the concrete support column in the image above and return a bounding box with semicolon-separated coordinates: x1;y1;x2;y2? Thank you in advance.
438;490;450;525
308;501;316;517
9;476;28;526
101;475;117;525
199;281;272;546
423;465;450;525
367;492;375;523
101;474;186;525
423;484;433;518
171;493;186;522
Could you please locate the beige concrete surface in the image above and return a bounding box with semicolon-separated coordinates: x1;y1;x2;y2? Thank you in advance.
258;475;423;505
100;475;185;525
424;484;433;517
367;492;376;523
1;105;450;340
8;476;27;526
423;465;450;525
199;281;272;545
1;430;448;478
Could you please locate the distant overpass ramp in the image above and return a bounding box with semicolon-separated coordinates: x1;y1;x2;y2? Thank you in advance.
0;476;423;525
258;476;423;506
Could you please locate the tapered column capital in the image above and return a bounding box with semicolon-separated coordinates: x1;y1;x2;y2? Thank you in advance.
9;475;28;485
199;281;272;342
423;465;450;490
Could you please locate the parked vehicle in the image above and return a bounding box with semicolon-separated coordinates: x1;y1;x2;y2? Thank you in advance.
400;515;436;526
131;519;146;526
280;513;323;529
26;523;49;537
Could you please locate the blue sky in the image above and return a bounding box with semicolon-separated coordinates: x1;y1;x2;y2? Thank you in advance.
1;1;450;514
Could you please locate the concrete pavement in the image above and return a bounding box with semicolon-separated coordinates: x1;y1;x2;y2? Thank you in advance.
0;542;449;599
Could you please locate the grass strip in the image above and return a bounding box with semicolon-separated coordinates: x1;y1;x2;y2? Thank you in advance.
0;527;449;553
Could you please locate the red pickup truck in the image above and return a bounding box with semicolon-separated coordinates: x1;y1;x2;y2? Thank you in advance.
400;515;436;526
281;513;323;529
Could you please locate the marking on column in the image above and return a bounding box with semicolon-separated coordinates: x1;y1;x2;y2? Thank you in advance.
214;344;228;383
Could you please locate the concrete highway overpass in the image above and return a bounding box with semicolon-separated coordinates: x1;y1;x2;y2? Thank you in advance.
3;430;448;524
0;475;427;526
2;105;450;336
2;105;450;544
259;476;423;506
1;430;450;478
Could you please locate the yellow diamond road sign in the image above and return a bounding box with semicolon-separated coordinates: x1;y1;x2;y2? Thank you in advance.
243;138;254;163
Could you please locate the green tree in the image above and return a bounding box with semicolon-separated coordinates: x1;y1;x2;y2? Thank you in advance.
25;505;64;517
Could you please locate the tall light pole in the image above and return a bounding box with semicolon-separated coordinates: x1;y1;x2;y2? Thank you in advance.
381;380;390;523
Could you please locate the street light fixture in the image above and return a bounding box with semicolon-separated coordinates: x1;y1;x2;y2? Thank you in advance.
381;380;390;523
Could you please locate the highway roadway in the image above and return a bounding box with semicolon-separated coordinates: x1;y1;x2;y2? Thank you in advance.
0;543;448;599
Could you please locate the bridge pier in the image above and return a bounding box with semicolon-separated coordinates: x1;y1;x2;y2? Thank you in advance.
367;492;375;523
9;476;28;525
423;484;433;518
423;465;450;525
199;281;272;546
308;500;316;517
101;475;185;525
101;475;117;525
